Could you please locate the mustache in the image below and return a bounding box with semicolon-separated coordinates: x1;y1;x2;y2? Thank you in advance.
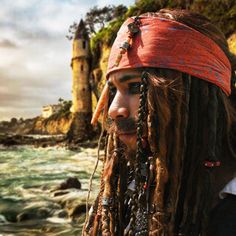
107;117;137;134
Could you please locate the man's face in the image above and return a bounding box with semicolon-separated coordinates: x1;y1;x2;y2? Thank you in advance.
108;69;142;151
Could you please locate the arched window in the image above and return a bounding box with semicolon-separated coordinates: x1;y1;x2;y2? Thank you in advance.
81;64;84;72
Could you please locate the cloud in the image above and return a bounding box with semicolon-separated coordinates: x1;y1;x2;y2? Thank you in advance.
96;0;133;7
0;0;134;121
0;39;18;48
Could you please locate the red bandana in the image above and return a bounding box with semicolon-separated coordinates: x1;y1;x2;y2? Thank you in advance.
107;16;231;95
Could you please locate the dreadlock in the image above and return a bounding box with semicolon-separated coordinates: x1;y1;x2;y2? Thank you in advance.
127;72;149;236
146;68;236;236
84;9;236;236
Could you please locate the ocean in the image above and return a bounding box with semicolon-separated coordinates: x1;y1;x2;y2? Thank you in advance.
0;144;101;236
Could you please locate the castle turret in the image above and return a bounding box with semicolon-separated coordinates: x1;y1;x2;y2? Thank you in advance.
68;20;92;142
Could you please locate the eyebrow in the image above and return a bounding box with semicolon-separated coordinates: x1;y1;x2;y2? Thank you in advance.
107;74;140;86
118;74;140;83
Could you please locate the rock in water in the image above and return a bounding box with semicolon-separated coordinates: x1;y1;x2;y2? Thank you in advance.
69;204;86;218
56;177;81;190
17;208;51;222
0;214;8;223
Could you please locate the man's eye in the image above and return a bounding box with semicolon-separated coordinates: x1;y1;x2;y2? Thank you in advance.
109;86;117;98
129;82;141;94
108;86;116;105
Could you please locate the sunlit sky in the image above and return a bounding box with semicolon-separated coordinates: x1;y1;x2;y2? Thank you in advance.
0;0;134;121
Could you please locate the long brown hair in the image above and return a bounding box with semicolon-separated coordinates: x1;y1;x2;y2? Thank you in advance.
146;68;236;235
84;9;236;236
146;9;236;236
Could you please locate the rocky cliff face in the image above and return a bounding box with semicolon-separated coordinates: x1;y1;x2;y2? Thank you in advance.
0;118;36;135
228;33;236;55
0;115;72;135
99;45;110;82
32;115;72;135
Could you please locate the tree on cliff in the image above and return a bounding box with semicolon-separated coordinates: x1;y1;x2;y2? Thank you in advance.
10;117;17;125
85;5;127;35
58;97;64;104
66;5;127;40
128;0;236;36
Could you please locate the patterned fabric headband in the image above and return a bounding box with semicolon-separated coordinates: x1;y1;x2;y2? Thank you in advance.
106;16;231;95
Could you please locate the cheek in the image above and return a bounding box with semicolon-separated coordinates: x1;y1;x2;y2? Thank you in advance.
129;95;140;117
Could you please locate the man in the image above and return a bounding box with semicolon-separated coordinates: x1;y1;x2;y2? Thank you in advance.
84;9;236;236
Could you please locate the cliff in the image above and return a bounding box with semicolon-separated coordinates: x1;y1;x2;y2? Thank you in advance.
32;115;72;135
228;33;236;55
93;31;236;103
0;114;72;136
90;2;236;100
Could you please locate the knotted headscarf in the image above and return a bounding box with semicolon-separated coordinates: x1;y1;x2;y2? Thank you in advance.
107;16;231;95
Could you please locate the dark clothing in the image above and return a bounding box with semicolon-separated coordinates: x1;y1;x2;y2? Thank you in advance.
207;194;236;236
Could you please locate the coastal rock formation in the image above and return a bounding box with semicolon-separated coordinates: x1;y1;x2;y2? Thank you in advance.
32;115;72;135
54;177;82;191
0;114;72;136
0;133;66;147
228;33;236;55
0;118;36;134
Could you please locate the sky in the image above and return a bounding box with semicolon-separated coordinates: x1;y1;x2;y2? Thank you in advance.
0;0;134;121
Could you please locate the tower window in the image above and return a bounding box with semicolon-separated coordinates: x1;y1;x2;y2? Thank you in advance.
83;41;86;49
81;64;84;72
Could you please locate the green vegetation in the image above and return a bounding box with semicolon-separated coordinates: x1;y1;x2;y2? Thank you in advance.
189;0;236;37
90;17;125;67
125;0;236;37
85;5;127;35
83;5;127;67
89;0;236;64
43;99;72;124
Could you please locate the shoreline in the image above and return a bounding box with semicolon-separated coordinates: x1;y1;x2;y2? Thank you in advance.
0;144;101;235
0;133;98;150
0;133;66;148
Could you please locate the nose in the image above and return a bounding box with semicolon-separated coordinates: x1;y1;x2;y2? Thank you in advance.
108;91;130;119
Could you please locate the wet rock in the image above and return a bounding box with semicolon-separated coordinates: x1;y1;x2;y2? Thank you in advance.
54;209;68;218
38;207;51;218
53;190;71;197
15;201;61;222
17;207;51;222
0;133;66;147
41;183;51;190
52;190;81;207
17;212;35;222
69;204;86;218
42;143;48;148
0;197;24;222
0;214;8;223
55;177;81;190
2;137;19;146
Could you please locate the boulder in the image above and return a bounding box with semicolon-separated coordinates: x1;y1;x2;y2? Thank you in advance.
69;204;86;218
55;177;81;190
17;207;51;222
0;214;8;223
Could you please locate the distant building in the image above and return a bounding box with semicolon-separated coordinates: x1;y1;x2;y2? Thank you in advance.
42;104;61;118
67;19;92;141
70;19;91;114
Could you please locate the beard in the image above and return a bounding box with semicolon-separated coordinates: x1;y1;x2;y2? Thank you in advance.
107;117;138;163
107;117;137;134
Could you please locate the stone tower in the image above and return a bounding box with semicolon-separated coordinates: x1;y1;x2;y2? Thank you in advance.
68;19;92;142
